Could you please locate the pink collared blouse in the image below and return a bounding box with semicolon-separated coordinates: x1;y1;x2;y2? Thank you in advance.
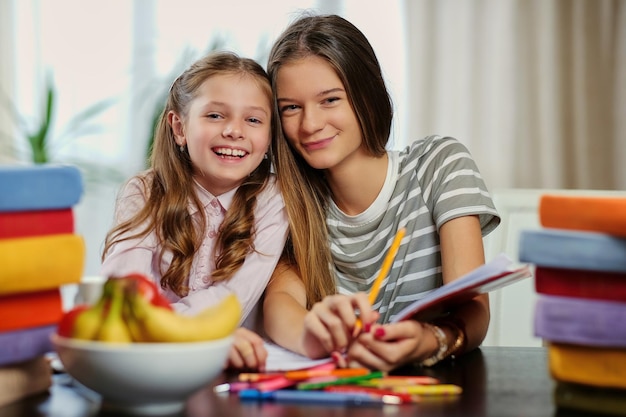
100;173;288;323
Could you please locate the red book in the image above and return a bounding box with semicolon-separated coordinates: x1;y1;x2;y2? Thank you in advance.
0;289;63;332
0;209;74;239
539;194;626;237
535;266;626;302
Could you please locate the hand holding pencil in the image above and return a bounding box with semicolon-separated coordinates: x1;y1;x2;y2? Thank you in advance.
298;228;406;362
353;227;406;334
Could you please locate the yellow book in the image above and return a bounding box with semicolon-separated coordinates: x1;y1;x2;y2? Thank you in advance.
548;343;626;390
0;234;85;296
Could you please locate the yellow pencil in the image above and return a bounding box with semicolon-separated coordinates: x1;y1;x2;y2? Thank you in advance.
354;227;406;332
392;384;463;396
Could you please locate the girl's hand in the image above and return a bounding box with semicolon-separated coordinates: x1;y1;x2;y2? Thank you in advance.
340;320;436;371
300;292;378;358
226;327;268;371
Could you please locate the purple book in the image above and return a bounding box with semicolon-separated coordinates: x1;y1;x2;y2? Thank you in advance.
534;295;626;348
0;325;55;366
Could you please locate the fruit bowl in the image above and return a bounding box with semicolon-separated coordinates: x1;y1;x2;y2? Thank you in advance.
52;333;233;415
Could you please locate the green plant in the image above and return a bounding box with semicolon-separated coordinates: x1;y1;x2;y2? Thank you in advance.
1;73;125;184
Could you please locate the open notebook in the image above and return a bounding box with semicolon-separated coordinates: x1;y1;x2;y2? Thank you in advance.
264;342;332;372
390;253;532;322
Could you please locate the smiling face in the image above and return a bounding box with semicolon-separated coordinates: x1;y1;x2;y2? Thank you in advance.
170;73;271;196
275;55;366;172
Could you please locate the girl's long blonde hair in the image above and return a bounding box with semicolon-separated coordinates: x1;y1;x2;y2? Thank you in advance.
268;14;394;307
102;52;274;297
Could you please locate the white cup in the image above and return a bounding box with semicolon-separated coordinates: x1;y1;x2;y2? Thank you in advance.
74;276;107;306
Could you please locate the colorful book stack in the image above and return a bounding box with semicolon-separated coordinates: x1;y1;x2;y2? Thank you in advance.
518;194;626;416
0;164;85;407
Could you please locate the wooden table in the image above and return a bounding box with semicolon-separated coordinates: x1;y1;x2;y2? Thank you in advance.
1;347;579;417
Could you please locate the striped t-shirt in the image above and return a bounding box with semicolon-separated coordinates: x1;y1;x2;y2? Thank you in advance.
327;135;500;323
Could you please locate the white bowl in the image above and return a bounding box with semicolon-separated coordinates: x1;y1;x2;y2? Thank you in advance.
52;333;233;415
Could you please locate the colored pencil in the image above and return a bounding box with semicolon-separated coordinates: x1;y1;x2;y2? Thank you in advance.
285;367;370;380
392;384;462;396
297;371;385;391
355;227;406;332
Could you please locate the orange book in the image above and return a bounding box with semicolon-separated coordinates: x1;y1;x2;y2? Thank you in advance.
0;234;85;296
0;289;63;332
539;194;626;237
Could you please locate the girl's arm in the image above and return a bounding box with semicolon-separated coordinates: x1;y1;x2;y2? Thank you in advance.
263;262;375;359
438;214;490;353
345;215;489;370
262;262;311;354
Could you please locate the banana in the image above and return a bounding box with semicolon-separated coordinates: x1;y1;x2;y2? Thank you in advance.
123;291;241;343
94;280;132;343
72;280;114;340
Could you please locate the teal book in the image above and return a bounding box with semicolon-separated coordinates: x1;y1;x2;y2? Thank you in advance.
0;164;83;212
519;229;626;273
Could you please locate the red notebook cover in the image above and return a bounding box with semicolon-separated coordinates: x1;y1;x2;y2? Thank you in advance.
0;209;74;239
0;289;63;332
535;266;626;302
539;194;626;237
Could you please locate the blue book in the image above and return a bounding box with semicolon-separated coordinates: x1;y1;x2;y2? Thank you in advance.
0;325;55;366
0;164;83;212
519;229;626;273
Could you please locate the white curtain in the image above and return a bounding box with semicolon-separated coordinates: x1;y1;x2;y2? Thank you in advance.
402;0;626;191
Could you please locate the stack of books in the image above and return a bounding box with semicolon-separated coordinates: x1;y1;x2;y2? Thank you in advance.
518;194;626;416
0;164;85;407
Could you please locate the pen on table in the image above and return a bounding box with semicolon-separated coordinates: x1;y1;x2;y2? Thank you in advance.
285;367;370;380
213;381;251;394
238;372;284;382
297;371;385;390
357;375;440;387
214;375;297;393
354;227;406;333
239;389;403;406
392;384;463;396
324;385;417;403
254;375;298;392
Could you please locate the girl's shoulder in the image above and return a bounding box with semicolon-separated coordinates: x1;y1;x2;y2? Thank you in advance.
119;170;153;198
399;135;469;161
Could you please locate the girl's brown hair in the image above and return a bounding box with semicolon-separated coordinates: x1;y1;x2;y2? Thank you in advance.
267;13;394;307
102;51;273;297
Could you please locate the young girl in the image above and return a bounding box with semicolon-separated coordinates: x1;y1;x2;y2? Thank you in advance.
101;52;287;370
263;14;500;371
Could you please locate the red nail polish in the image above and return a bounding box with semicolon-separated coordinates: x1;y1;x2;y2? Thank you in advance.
364;323;372;333
374;327;385;338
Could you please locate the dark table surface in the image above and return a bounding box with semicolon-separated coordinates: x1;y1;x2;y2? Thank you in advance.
0;346;591;417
